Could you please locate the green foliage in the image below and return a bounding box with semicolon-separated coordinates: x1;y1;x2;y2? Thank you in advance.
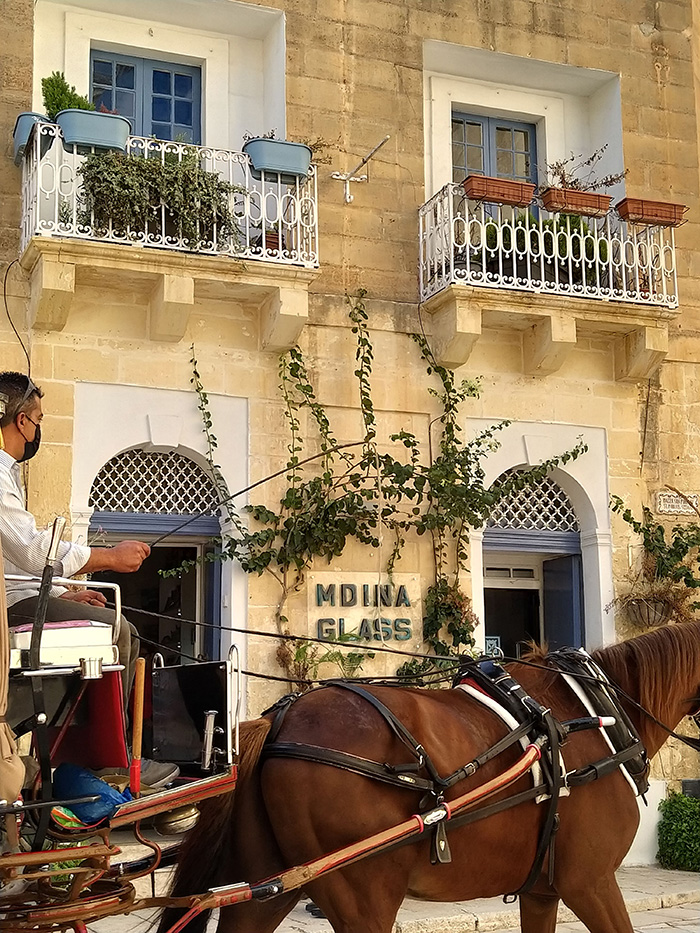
76;149;241;248
658;792;700;871
276;635;375;691
611;496;700;597
188;290;587;685
42;72;94;121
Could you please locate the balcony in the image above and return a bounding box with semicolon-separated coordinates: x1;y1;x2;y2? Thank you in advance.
19;125;320;347
418;183;680;379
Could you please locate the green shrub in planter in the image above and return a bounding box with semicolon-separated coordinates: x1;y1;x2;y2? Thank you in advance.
42;72;94;121
77;149;242;248
657;791;700;871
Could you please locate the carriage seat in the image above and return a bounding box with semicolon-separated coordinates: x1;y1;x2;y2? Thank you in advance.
8;620;117;670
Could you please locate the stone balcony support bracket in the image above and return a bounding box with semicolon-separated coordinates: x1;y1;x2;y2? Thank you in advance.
524;313;577;376
149;273;195;342
614;324;669;382
20;238;320;350
26;252;75;332
420;287;482;368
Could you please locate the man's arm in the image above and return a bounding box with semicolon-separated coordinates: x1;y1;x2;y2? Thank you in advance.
79;541;151;574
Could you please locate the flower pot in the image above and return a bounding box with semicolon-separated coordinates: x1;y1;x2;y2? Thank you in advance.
624;597;672;628
463;174;535;207
540;187;612;217
13;112;50;165
616;197;688;227
56;109;131;151
242;138;312;185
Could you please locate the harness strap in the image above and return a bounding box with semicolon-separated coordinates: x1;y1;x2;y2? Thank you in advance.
262;741;436;792
325;681;444;786
566;740;647;787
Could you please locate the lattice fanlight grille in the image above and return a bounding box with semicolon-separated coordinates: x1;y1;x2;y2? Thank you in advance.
487;471;579;532
89;448;221;515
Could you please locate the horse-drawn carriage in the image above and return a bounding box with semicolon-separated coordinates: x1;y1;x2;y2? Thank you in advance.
2;518;700;933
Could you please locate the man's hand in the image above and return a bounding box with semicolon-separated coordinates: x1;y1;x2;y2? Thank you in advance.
80;540;151;575
59;589;108;607
108;541;151;573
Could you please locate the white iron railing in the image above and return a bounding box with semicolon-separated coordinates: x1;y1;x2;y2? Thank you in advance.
419;183;678;309
20;123;318;268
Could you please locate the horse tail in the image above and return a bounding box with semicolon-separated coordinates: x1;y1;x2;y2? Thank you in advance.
158;717;273;933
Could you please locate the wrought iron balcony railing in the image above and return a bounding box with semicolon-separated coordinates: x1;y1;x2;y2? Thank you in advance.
419;183;678;309
20;124;318;268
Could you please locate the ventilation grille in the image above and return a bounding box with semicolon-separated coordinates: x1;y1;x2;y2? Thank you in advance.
487;471;579;532
89;448;221;515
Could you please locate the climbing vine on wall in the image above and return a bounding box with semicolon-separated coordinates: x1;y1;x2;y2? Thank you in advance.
188;290;587;686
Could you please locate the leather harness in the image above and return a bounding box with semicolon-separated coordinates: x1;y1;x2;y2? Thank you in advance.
262;651;648;900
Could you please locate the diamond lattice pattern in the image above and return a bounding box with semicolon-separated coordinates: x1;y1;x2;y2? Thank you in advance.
487;471;579;532
89;448;221;515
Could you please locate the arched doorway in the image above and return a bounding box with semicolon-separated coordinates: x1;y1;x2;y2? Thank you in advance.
88;447;223;664
482;468;583;657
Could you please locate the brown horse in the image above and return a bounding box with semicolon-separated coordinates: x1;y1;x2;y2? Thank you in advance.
160;621;700;933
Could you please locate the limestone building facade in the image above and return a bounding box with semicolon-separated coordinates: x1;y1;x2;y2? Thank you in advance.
2;0;700;805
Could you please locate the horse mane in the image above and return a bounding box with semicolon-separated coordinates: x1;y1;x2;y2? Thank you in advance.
592;621;700;722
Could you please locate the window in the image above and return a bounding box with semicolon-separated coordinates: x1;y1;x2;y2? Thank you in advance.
90;50;201;143
451;112;537;186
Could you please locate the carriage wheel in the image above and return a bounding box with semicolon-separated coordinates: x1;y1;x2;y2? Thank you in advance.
0;878;135;931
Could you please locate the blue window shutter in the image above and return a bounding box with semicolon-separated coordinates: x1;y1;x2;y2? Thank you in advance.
452;111;537;185
91;50;201;144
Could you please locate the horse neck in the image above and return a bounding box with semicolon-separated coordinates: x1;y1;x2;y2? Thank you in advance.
593;621;700;758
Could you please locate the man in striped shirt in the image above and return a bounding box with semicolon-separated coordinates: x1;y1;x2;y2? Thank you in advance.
0;372;149;701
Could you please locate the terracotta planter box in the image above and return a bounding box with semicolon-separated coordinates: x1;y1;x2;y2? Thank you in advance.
463;174;535;207
540;187;611;217
616;197;687;227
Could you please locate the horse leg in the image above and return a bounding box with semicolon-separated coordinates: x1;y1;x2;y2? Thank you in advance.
558;874;634;933
519;890;559;933
304;861;408;933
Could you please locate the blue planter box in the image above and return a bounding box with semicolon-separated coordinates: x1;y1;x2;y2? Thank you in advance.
242;138;312;184
13;112;49;165
56;110;131;151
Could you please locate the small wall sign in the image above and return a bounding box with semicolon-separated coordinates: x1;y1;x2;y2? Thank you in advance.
308;573;421;642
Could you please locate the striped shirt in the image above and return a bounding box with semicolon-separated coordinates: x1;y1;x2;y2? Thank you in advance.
0;450;91;607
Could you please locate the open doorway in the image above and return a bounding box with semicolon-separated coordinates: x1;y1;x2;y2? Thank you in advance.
91;544;211;666
483;554;584;658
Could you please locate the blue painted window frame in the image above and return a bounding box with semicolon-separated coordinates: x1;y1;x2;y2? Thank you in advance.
452;111;538;186
90;50;202;144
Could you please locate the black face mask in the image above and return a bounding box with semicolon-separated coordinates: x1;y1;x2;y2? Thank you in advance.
17;423;41;463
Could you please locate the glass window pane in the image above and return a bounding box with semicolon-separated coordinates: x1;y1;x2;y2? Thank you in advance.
451;121;465;144
174;74;193;100
152;97;171;122
92;59;112;86
115;64;135;90
514;153;530;178
151;123;170;140
465;122;482;145
174;127;194;143
495;127;511;148
174;100;193;126
452;165;465;183
513;129;529;152
152;70;171;95
115;90;135;118
466;147;483;172
496;149;513;176
93;89;112;112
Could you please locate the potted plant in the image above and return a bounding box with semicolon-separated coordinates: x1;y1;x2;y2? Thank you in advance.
41;72;131;152
616;198;688;227
12;112;50;165
610;495;700;628
463;174;536;208
242;130;312;185
76;148;241;250
538;146;626;217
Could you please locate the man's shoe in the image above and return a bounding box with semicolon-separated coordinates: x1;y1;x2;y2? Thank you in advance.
94;759;179;789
